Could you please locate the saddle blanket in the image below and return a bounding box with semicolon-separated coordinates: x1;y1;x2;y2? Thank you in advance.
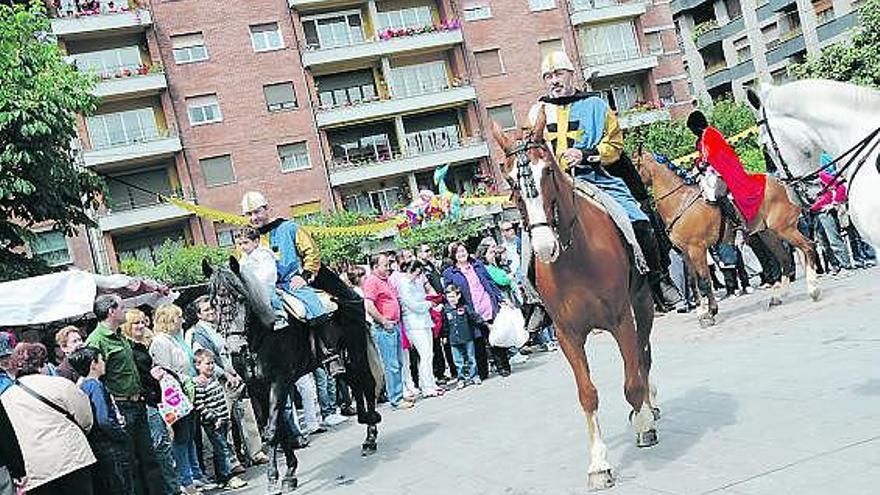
573;180;649;274
278;289;338;323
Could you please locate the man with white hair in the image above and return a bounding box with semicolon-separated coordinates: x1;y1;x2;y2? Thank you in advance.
527;51;681;309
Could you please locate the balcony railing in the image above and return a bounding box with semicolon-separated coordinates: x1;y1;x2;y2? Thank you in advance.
778;27;803;42
87;126;176;151
329;135;482;171
583;47;641;67
314;78;469;111
691;19;719;41
87;62;162;82
303;19;461;52
107;188;183;213
404;126;461;156
53;0;139;19
705;62;727;75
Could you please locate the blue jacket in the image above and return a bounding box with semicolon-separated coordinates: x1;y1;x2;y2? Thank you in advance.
80;378;129;444
442;261;504;320
441;303;484;344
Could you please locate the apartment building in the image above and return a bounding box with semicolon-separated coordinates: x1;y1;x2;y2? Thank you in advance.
673;0;863;103
41;0;691;274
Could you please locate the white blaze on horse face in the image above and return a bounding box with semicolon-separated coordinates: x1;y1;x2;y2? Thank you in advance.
522;159;560;263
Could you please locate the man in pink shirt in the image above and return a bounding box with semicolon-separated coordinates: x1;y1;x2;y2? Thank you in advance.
362;253;415;410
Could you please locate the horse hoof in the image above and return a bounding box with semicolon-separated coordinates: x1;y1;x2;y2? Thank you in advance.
652;407;661;421
266;479;282;495
361;442;377;456
587;469;615;491
698;315;715;328
768;297;783;308
282;477;298;493
809;288;821;301
637;429;659;448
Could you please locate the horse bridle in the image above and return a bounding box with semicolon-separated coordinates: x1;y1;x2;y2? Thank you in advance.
758;106;880;203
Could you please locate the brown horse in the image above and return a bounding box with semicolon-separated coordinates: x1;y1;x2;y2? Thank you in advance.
491;110;658;491
633;151;820;326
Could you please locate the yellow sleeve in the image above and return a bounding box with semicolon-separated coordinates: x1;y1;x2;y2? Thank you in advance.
597;110;624;165
295;227;321;274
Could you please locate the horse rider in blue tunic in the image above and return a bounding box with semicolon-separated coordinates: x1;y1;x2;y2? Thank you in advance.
528;51;681;309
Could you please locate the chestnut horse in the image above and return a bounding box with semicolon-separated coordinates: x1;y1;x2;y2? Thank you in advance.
633;151;820;326
491;111;658;491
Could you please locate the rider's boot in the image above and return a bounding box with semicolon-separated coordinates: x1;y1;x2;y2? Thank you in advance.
633;220;682;309
715;195;742;227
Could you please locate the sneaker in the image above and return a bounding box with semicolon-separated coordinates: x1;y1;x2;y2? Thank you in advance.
192;479;216;490
545;342;559;352
510;353;529;365
226;476;248;490
744;287;755;295
472;377;482;385
457;380;467;390
394;399;415;410
322;412;349;427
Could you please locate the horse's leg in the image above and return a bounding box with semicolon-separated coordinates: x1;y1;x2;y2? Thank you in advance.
685;244;717;327
632;283;659;420
773;225;821;301
612;310;658;448
757;230;793;307
264;377;288;495
556;326;614;490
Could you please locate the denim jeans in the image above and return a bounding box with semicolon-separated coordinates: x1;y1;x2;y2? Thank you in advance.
314;367;337;418
816;211;851;269
147;405;179;495
171;414;199;487
117;400;166;495
371;323;404;406
450;341;477;381
204;425;233;483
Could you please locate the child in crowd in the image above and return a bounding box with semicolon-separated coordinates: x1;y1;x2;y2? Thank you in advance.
441;285;483;388
68;347;135;495
236;228;288;330
193;349;248;490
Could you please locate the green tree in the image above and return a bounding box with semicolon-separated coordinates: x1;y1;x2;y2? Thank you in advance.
119;242;232;287
302;211;381;266
789;0;880;87
394;218;487;255
0;0;104;281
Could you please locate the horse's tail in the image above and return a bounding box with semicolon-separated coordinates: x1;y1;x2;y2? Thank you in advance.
365;333;385;396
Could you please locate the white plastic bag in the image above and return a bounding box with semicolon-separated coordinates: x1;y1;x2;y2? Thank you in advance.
158;374;193;426
489;305;528;348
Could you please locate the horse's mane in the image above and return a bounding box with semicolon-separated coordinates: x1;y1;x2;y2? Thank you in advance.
652;153;698;185
765;79;880;118
208;264;274;333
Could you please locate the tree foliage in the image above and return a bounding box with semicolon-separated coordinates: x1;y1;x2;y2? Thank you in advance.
624;99;765;173
789;0;880;87
118;242;232;287
394;218;487;256
302;211;381;266
0;0;104;281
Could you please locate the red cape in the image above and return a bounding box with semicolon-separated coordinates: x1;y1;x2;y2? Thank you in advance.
699;126;766;222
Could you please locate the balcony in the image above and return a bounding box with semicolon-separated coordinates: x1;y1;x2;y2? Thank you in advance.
693;20;722;49
705;65;732;89
316;85;477;128
94;70;167;102
570;0;647;26
98;202;193;233
765;30;806;65
328;138;490;186
817;10;857;43
301;26;463;69
51;9;153;39
671;0;714;15
619;108;671;128
585;54;658;78
83;133;182;169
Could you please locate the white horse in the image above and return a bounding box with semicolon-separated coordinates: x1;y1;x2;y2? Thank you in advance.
745;80;880;246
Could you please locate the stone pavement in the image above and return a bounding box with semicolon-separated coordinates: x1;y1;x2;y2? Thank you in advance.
228;268;879;495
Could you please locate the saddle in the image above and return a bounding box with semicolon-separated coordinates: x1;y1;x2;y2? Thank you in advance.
277;289;338;324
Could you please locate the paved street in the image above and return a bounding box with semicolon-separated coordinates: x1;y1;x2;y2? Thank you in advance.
234;268;879;495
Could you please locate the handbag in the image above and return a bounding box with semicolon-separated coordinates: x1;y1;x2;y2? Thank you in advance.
13;379;86;433
158;373;193;426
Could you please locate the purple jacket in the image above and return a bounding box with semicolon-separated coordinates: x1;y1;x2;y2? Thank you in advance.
442;260;504;320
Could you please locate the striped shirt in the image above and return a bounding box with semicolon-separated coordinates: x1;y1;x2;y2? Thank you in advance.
193;377;228;427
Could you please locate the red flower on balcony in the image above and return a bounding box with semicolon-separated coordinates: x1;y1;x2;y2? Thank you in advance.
377;19;460;41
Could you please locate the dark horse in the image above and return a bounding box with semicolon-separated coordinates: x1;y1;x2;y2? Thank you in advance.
491;110;658;490
203;257;383;494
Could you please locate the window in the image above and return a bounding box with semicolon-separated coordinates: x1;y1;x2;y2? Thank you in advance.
376;6;433;31
87;108;159;149
463;4;492;21
250;23;284;52
171;33;209;64
302;12;364;50
538;39;564;58
107;168;171;211
646;32;664;55
580;21;640;66
771;67;791;84
216;230;234;247
390;61;449;98
404;125;461;155
187;94;222;125
344;187;402;214
278;142;311;172
31;231;71;267
474;49;504;76
75;46;142;76
762;22;779;49
200;155;236;187
488;104;516;130
657;82;675;105
724;0;742;19
528;0;556;11
734;36;751;63
316;70;377;108
812;0;834;23
595;81;641;111
263;82;297;112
